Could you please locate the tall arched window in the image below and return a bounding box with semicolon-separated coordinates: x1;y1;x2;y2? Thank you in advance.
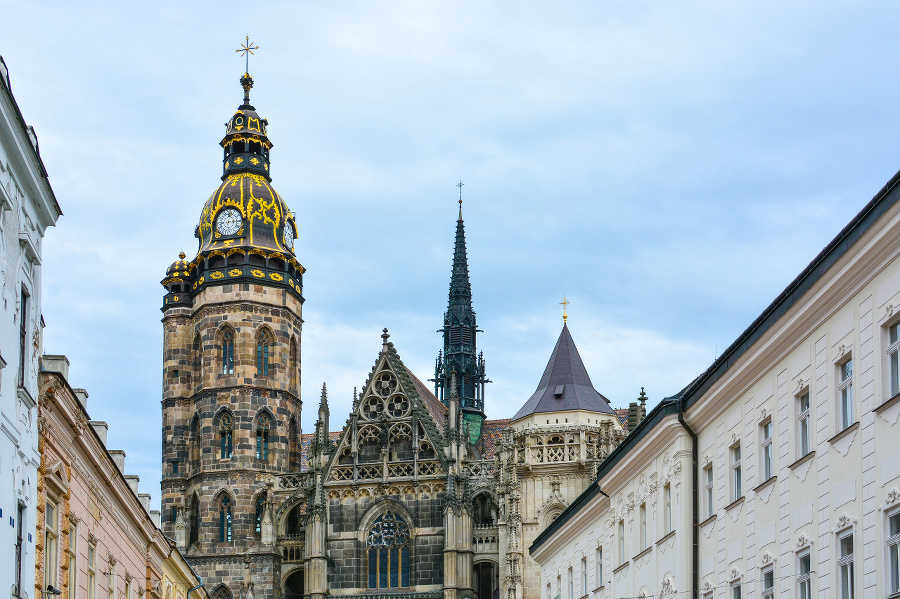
367;511;411;589
289;418;300;471
219;413;233;459
255;492;267;537
190;414;201;472
256;413;271;461
221;328;235;375
218;494;233;542
289;337;297;389
193;333;202;387
257;329;273;376
212;586;232;599
189;494;199;546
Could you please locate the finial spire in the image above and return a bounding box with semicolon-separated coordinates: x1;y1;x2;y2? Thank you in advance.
381;327;390;348
456;180;464;220
236;36;259;105
560;295;570;323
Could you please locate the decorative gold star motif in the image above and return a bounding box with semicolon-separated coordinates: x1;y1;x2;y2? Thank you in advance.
234;157;243;165
250;157;260;165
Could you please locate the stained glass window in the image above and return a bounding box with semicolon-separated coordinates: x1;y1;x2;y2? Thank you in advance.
218;495;232;542
366;511;411;588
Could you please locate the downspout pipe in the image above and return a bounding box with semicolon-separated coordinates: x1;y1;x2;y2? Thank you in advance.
186;579;203;599
677;399;699;599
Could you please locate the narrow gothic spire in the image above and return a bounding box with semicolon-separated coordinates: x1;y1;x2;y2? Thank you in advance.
448;211;473;314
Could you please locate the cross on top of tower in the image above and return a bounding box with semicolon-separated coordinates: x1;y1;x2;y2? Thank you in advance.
560;295;570;323
236;36;259;74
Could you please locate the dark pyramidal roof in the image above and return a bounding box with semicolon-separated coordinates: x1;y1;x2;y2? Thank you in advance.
512;323;614;420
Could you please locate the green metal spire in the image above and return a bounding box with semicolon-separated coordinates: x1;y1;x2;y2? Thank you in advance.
434;185;487;445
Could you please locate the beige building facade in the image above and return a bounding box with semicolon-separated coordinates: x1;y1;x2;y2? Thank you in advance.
36;355;207;599
530;168;900;599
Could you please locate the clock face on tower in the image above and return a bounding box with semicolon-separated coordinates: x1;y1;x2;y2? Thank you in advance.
216;208;242;236
284;222;295;249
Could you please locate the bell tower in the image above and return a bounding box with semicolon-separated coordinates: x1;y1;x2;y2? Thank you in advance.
159;61;304;599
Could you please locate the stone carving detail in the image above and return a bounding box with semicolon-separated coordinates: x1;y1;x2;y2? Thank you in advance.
795;533;812;550
659;577;676;599
702;579;713;593
888;304;896;319
759;551;776;566
886;488;900;509
729;567;742;582
836;512;857;531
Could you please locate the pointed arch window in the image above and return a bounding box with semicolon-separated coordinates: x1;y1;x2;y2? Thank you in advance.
220;414;233;459
189;494;199;546
367;511;411;589
190;414;201;471
289;337;298;389
193;333;202;386
256;413;271;461
289;418;300;471
218;494;232;542
221;329;235;375
255;492;267;538
257;329;273;376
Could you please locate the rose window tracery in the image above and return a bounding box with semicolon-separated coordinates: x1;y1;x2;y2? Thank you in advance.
363;395;384;420
387;394;410;418
374;372;398;397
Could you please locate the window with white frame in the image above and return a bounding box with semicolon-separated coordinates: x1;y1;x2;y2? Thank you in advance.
45;499;59;589
567;567;573;599
581;557;586;595
107;560;115;599
798;551;811;599
556;575;561;599
760;419;773;481
663;483;672;534
68;521;77;599
639;503;647;550
125;578;131;599
838;531;854;599
889;511;900;594
595;547;602;587
838;357;854;431
731;581;741;599
761;567;774;599
798;391;811;458
618;520;625;564
731;444;742;501
88;542;96;599
889;321;900;398
704;464;714;518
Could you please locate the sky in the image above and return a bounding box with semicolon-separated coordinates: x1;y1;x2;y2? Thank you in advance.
4;1;900;509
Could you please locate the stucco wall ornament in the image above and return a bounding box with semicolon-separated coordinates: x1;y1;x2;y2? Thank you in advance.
759;551;776;566
888;304;896;319
835;512;857;531
795;533;812;550
659;577;676;599
885;488;900;510
702;579;713;593
759;407;769;422
729;568;742;582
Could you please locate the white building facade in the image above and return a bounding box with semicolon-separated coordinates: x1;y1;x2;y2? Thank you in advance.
530;167;900;599
0;56;61;599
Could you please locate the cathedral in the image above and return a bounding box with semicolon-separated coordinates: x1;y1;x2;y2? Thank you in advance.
159;69;632;599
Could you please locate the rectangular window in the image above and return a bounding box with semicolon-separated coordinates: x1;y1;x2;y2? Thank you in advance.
581;557;586;596
557;575;561;599
731;445;742;500
18;288;28;387
15;503;24;596
889;322;900;397
798;391;811;458
889;512;900;594
839;532;854;599
546;583;551;599
45;500;59;588
731;582;741;599
798;552;811;599
88;542;97;599
107;562;115;599
125;579;131;599
639;503;647;550
595;547;602;588
68;522;77;599
567;567;573;599
618;520;625;564
761;567;774;599
663;483;672;534
839;358;854;431
761;420;773;481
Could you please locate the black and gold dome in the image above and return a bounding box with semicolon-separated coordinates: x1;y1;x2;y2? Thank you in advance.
161;72;304;309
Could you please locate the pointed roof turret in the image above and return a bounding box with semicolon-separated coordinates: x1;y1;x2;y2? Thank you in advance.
511;323;615;421
448;203;473;315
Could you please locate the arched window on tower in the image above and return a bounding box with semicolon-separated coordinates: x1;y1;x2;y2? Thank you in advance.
190;414;201;472
289;337;297;389
217;494;233;542
193;333;202;387
189;493;199;546
255;492;267;538
219;413;233;459
221;328;235;375
366;511;411;589
289;418;300;471
256;413;271;461
257;329;273;376
472;493;497;527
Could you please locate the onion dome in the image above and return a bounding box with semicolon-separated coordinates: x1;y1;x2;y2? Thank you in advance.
161;72;304;311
